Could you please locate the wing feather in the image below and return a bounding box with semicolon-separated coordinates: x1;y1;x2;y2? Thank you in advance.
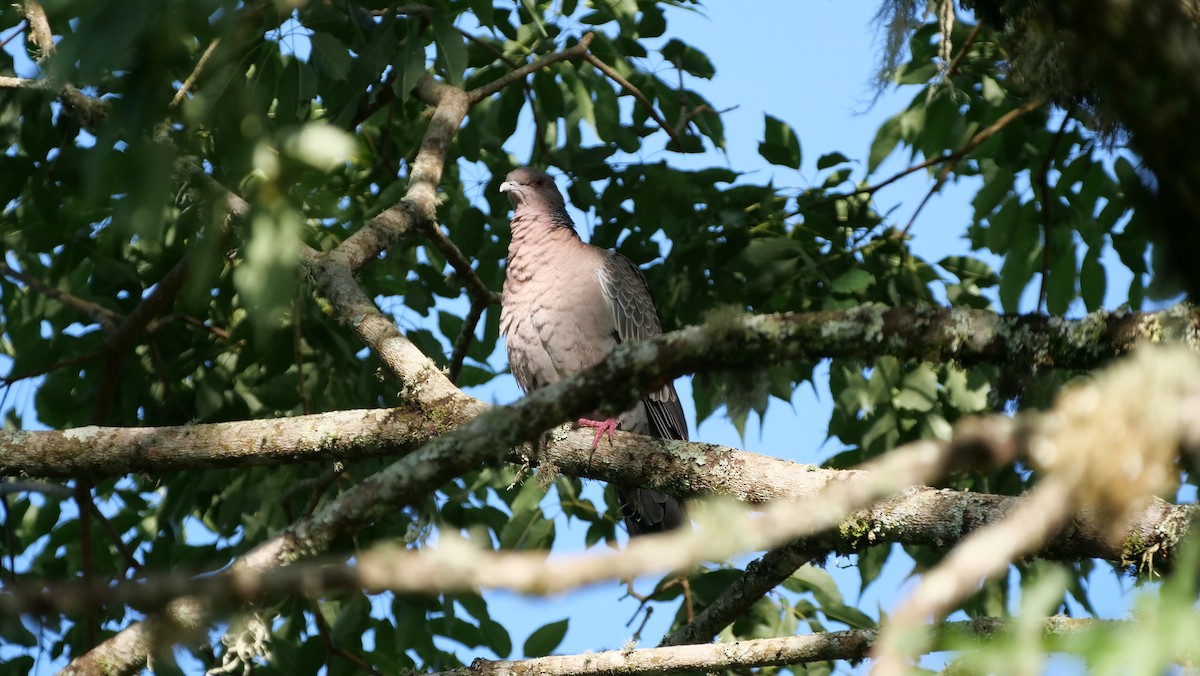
597;253;689;442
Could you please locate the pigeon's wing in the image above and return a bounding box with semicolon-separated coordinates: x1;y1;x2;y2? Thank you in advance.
596;252;689;442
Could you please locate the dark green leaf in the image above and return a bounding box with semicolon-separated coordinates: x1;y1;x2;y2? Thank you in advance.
759;114;802;169
523;619;569;657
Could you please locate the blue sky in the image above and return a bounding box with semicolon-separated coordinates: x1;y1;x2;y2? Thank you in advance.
1;1;1148;673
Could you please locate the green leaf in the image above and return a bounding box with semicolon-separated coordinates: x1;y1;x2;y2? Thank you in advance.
895;365;938;412
868;117;901;173
469;0;494;28
817;152;850;170
432;15;468;86
831;268;874;294
660;39;716;79
759;114;802;169
397;23;428;100
639;6;666;37
309;32;351;80
1045;249;1077;315
523;619;569;657
1080;249;1106;311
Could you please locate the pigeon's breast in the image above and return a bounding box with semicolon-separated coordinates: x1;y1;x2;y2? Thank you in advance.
501;240;616;394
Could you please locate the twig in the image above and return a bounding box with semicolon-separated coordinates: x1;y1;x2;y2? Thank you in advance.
1;493;13;584
170;37;222;108
0;349;105;386
73;481;97;648
583;52;688;151
0;20;27;50
0;479;74;498
413;218;501;306
0;261;121;333
179;314;232;341
467;33;595;104
1036;107;1078;312
146;335;187;418
944;23;982;77
897;99;1042;236
309;598;382;675
87;500;142;574
448;299;487;383
804;99;1042;219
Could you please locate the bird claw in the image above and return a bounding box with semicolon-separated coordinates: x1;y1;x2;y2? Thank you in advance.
578;417;618;449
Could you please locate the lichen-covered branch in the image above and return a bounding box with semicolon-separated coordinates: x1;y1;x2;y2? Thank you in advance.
436;617;1107;676
9;305;1194;479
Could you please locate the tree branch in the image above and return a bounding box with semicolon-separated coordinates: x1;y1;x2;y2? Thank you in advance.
6;304;1197;478
0;261;120;333
467;34;594;104
899;99;1043;235
434;617;1110;676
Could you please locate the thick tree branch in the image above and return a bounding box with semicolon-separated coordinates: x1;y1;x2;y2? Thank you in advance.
8;305;1193;477
6;420;998;619
434;617;1109;676
660;539;818;646
14;346;1200;640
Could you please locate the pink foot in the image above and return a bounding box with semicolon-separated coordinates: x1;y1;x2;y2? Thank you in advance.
578;417;619;448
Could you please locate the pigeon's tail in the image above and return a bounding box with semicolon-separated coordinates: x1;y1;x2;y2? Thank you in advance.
618;486;688;536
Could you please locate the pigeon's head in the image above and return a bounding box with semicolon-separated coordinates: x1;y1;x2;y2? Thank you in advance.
500;167;567;212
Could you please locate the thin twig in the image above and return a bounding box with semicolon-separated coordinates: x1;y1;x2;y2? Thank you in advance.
0;21;28;50
0;261;121;333
309;598;383;675
1;494;13;584
146;334;188;418
944;23;982;77
467;33;595;103
170;37;221;108
73;481;97;649
87;500;142;574
0;480;74;498
0;349;104;386
413;218;501;306
293;287;310;414
448;300;487;383
806;99;1042;220
898;99;1043;236
583;51;687;151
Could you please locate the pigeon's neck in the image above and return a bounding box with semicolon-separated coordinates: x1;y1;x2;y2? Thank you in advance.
508;206;580;254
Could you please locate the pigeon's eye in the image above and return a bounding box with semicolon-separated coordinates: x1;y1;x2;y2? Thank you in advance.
533;179;543;187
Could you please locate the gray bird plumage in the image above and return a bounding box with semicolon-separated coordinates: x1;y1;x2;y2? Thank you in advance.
499;166;687;536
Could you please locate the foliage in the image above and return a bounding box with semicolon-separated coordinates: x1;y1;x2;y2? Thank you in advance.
0;0;1194;673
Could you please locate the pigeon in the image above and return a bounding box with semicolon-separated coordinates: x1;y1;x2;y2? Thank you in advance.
499;166;688;536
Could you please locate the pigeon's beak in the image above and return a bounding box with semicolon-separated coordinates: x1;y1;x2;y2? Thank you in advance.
499;181;517;194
